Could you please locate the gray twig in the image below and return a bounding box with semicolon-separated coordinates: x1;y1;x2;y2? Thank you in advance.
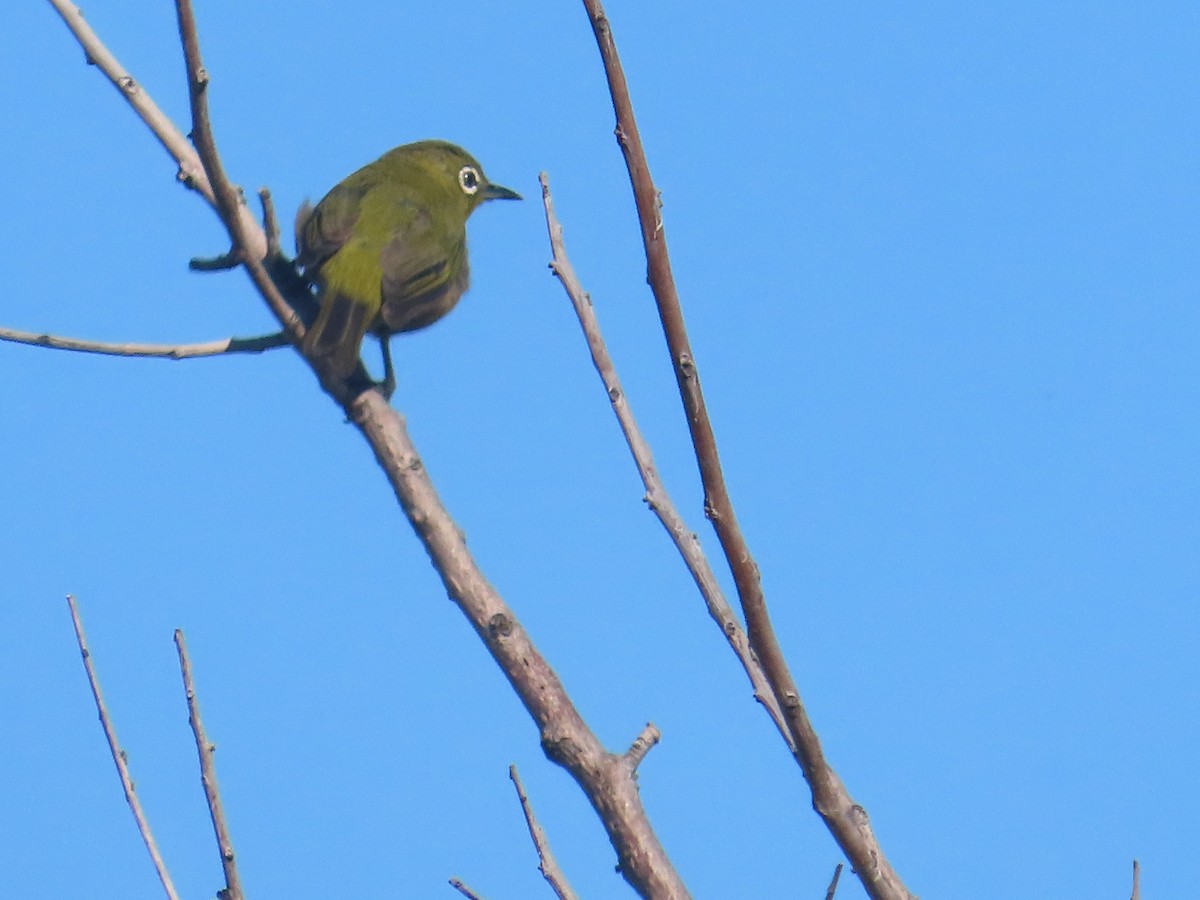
66;596;181;900
174;631;244;900
510;766;579;900
0;325;288;358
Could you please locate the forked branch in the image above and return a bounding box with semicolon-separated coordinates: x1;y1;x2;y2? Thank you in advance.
43;3;688;895
540;173;790;746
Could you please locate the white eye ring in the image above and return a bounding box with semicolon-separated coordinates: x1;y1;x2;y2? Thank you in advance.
458;165;481;195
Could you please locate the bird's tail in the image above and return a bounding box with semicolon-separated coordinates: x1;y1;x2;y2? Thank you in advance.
302;290;373;380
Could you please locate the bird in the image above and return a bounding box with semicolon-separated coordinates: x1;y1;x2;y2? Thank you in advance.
295;140;520;397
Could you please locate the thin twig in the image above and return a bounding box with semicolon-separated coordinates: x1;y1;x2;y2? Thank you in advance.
66;596;181;900
578;4;914;898
825;863;844;900
174;630;244;900
539;173;790;748
1130;859;1140;900
172;0;302;341
448;877;488;900
509;766;580;900
0;325;288;358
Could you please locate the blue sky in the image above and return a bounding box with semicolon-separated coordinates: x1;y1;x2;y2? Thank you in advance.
2;2;1197;898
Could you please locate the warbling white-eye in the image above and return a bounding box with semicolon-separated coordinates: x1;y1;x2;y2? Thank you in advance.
295;140;520;396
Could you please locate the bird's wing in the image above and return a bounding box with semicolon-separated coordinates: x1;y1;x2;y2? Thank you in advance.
294;178;372;272
296;177;382;378
378;206;470;334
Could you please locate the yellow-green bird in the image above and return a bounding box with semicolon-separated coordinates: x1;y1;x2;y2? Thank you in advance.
295;140;520;396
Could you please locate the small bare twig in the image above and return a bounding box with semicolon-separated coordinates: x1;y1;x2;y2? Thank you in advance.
510;766;580;900
1130;860;1141;900
623;723;660;772
825;863;844;900
449;877;488;900
174;631;243;900
66;596;181;900
539;173;790;748
0;325;288;359
578;4;913;898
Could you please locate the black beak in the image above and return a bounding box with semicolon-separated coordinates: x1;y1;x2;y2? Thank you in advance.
483;182;522;201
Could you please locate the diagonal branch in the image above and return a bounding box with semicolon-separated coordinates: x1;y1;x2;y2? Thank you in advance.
172;0;303;342
510;765;579;900
539;173;791;748
66;596;181;900
45;0;261;256
347;390;689;898
175;630;244;900
825;863;845;900
578;2;914;898
47;5;690;895
45;0;306;349
449;878;489;900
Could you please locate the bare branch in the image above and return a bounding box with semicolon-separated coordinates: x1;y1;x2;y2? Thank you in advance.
46;6;687;895
174;630;244;900
66;596;181;900
509;766;579;900
348;390;690;898
539;172;791;748
825;863;844;900
449;878;488;900
44;0;264;257
45;0;305;353
0;325;288;359
623;723;660;772
577;4;914;898
171;0;302;341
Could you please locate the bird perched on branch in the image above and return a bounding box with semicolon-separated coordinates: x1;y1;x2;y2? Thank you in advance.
295;140;520;397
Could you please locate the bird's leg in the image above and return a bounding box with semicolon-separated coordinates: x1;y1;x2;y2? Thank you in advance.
379;337;397;400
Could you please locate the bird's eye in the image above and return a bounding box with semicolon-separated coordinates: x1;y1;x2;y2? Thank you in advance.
458;166;481;195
